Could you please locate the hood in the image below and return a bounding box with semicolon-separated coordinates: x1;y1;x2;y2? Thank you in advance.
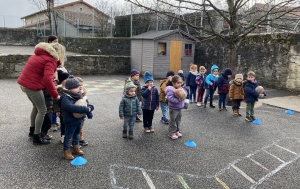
34;42;59;60
210;65;219;73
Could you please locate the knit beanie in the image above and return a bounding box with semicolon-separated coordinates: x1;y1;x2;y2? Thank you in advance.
57;70;69;84
166;71;175;78
144;71;154;84
224;68;232;76
65;75;81;90
125;81;136;91
130;69;140;77
235;74;243;80
178;70;183;74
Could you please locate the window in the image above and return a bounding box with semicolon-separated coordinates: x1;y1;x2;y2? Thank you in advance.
158;43;167;56
184;44;192;56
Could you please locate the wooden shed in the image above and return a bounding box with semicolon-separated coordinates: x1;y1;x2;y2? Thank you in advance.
130;29;198;78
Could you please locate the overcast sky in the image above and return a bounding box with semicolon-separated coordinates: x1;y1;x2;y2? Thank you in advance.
0;0;124;28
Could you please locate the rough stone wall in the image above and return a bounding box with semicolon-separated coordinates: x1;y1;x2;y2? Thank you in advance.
0;55;130;79
0;28;37;46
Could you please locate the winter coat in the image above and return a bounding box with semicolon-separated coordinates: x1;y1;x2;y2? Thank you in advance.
195;74;206;89
165;86;184;109
229;80;244;100
205;65;219;91
217;74;230;94
119;95;142;117
244;80;259;102
60;92;91;126
159;79;168;102
186;71;198;87
17;42;60;99
141;86;159;110
124;77;142;101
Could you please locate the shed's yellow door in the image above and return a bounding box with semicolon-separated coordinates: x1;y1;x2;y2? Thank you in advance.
169;40;182;74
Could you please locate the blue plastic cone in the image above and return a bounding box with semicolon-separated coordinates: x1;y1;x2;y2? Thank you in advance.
252;119;262;125
71;156;87;166
285;110;294;115
185;140;196;148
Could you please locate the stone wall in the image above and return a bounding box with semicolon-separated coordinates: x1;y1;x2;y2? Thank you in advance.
194;33;300;91
0;54;130;79
0;28;37;45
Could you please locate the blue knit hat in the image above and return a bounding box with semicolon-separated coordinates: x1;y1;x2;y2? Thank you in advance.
130;69;140;77
224;68;232;76
144;71;154;84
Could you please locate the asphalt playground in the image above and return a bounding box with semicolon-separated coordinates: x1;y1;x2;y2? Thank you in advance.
1;75;300;189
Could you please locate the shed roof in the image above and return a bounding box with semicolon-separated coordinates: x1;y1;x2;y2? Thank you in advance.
131;29;198;41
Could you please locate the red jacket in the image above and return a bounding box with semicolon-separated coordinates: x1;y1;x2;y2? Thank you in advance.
18;42;60;98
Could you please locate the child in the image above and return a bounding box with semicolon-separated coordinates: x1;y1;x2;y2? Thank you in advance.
124;69;142;122
186;63;198;103
159;71;174;124
195;66;207;106
204;65;219;108
119;82;142;139
217;68;232;111
60;76;93;160
229;74;244;116
40;88;54;141
244;71;264;122
178;70;185;82
141;71;159;133
165;75;185;140
53;70;69;143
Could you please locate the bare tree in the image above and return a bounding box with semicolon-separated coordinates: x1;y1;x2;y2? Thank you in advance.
126;0;300;73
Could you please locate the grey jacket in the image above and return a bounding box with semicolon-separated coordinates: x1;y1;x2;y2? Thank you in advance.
119;95;142;117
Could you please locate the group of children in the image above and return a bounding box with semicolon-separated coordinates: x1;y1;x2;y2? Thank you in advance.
119;65;264;140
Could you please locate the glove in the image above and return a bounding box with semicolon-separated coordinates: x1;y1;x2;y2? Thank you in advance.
88;104;94;112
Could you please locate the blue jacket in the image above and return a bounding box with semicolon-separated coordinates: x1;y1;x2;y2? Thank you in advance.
244;80;259;102
205;65;219;91
60;93;90;126
186;71;198;87
119;95;142;117
195;74;206;89
141;86;159;110
217;74;230;94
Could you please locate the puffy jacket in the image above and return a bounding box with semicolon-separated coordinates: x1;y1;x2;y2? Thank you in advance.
244;80;259;102
159;79;168;102
229;80;244;100
17;42;59;98
217;74;230;94
186;71;198;87
141;86;159;110
205;65;219;91
165;86;184;109
119;95;142;117
195;74;206;89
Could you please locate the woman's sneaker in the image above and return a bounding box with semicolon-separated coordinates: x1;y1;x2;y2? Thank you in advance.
175;131;182;138
169;133;178;140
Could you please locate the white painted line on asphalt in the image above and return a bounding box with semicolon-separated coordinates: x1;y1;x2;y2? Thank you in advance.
141;169;156;189
231;164;256;184
248;157;270;172
177;175;191;189
263;150;285;163
275;144;297;155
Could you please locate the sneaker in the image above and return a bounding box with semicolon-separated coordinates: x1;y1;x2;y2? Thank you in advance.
169;133;178;140
79;140;88;146
175;131;182;138
136;117;143;122
245;116;253;122
219;107;222;111
145;128;151;133
52;124;58;132
42;133;52;140
60;135;64;144
150;127;155;133
197;102;202;107
161;117;169;124
210;105;215;108
164;118;170;124
223;107;228;111
250;115;256;120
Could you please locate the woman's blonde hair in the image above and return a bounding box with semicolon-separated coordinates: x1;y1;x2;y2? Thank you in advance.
52;43;66;66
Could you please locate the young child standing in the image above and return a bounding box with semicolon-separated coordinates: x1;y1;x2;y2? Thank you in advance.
60;76;93;160
217;68;232;111
124;69;142;122
165;75;185;140
186;63;198;103
159;71;175;124
119;82;142;139
204;65;219;108
195;66;207;106
229;74;244;116
141;71;159;133
244;71;264;122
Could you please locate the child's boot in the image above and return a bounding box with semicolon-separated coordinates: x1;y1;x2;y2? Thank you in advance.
123;130;127;138
210;103;215;108
33;133;50;144
223;106;227;111
63;150;74;160
237;109;242;116
219;106;222;111
204;101;207;108
128;131;133;139
73;146;84;155
233;110;238;116
28;127;34;138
